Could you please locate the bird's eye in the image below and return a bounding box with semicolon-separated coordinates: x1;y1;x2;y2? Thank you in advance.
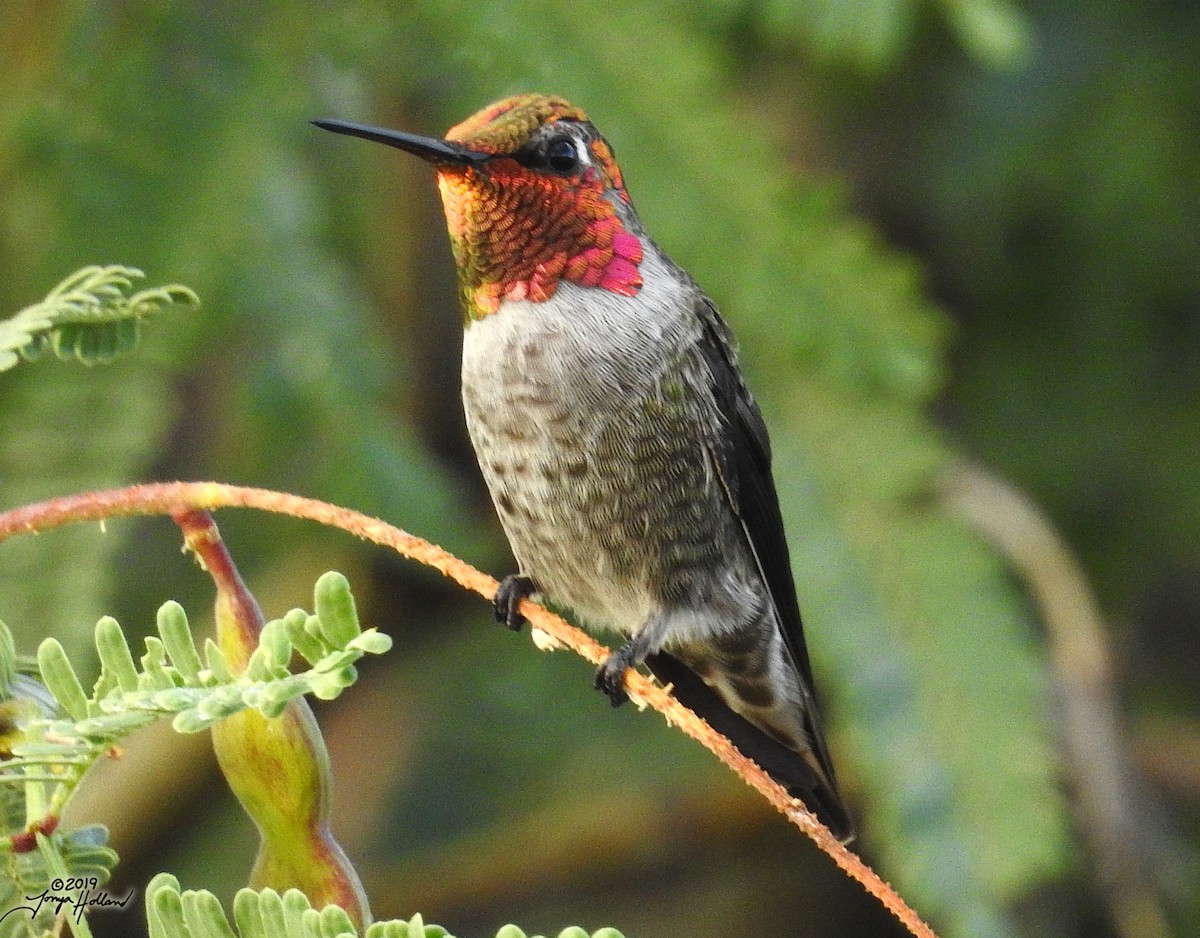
545;137;581;173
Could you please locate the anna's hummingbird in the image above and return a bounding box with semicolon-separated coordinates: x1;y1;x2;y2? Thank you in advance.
315;94;852;840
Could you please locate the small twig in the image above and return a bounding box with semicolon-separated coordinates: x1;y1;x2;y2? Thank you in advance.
941;461;1171;938
172;508;265;671
0;482;938;938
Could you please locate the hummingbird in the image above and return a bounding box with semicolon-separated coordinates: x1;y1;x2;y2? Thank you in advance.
315;94;853;840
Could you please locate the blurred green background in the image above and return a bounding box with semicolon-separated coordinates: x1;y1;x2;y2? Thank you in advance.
1;1;1197;937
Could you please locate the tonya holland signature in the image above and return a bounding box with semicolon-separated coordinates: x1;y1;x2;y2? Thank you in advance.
1;877;134;924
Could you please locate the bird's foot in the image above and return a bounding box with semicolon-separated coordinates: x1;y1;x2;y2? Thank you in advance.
594;642;644;708
493;574;537;631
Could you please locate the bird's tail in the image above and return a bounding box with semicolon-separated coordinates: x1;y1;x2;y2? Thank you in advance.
645;651;854;842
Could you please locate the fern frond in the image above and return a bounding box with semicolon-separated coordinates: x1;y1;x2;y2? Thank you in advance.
143;875;626;938
10;573;388;765
1;624;118;932
0;265;198;371
0;576;389;908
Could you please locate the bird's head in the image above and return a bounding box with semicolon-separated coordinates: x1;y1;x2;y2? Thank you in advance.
316;94;644;320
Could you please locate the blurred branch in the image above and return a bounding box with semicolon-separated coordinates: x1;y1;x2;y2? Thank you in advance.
940;461;1171;938
0;482;939;938
1134;717;1200;802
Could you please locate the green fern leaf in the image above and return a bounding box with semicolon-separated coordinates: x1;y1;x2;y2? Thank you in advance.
0;265;196;372
0;576;390;910
145;879;624;938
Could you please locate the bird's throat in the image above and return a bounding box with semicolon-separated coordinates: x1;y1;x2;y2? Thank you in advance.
437;167;644;321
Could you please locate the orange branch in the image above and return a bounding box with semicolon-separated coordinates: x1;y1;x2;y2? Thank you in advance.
0;482;938;938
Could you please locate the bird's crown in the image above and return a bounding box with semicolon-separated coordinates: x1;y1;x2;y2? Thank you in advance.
444;94;586;154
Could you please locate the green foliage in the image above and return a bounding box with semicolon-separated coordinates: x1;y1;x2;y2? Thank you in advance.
12;571;388;757
0;576;389;928
0;620;119;938
143;874;626;938
0;823;118;938
0;266;196;372
4;591;621;938
0;263;197;658
0;263;196;657
695;0;1031;70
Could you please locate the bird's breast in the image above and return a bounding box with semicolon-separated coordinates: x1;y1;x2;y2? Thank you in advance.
459;275;725;631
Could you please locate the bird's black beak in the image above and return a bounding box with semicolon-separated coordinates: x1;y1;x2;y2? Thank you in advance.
312;118;490;168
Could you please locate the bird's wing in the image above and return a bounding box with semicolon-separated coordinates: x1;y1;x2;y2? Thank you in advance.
683;293;850;837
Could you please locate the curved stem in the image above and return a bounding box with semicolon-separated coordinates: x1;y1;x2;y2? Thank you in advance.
942;462;1170;938
0;482;938;938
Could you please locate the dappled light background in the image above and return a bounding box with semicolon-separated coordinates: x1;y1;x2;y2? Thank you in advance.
1;3;1197;938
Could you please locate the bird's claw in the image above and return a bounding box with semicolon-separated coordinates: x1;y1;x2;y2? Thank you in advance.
594;651;633;708
493;575;537;631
